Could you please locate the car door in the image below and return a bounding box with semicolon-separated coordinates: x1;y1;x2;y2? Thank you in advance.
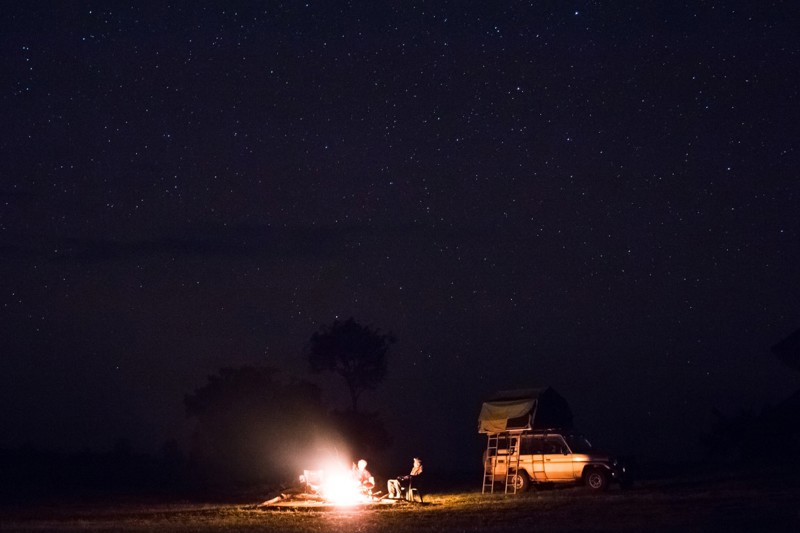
523;435;546;481
542;435;574;480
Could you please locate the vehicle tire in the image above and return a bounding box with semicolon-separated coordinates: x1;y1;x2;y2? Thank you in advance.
585;469;609;491
511;471;530;492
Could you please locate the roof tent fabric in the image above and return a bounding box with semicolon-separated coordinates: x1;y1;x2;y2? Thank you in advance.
478;399;536;433
478;387;573;433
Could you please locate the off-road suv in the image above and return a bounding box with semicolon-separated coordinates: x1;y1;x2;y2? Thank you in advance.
485;430;632;491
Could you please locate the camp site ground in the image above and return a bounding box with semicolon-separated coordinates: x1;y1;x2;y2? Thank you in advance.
1;465;799;532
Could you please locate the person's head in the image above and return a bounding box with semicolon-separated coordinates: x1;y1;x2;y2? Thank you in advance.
358;459;367;470
413;457;421;465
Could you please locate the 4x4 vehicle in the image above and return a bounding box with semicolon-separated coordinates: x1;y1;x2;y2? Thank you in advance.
484;430;632;491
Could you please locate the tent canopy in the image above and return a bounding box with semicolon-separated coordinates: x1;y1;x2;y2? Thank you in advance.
478;387;573;434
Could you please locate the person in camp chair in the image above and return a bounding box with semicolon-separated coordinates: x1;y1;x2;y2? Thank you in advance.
387;457;423;499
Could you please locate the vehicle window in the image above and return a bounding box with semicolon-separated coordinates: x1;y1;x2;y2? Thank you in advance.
543;436;565;454
563;434;593;453
521;436;541;454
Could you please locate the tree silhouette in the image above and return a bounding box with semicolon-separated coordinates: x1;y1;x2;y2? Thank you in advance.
184;366;328;485
703;329;800;464
306;318;395;413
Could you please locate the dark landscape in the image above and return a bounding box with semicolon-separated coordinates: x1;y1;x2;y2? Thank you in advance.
2;466;799;532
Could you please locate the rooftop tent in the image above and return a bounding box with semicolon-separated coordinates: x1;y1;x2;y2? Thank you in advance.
478;387;573;433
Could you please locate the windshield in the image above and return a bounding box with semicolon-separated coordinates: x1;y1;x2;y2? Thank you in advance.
564;434;594;453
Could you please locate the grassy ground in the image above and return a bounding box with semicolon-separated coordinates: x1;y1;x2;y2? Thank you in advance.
2;468;799;532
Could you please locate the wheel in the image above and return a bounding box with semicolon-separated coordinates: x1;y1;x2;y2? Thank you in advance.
585;469;609;491
511;471;530;492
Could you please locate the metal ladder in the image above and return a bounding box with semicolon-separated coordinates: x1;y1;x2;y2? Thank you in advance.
482;433;500;494
482;432;522;494
503;433;521;494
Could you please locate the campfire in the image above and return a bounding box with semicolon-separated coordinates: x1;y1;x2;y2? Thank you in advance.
315;465;374;505
259;460;386;508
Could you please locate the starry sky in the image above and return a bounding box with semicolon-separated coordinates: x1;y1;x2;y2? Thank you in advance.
1;2;798;471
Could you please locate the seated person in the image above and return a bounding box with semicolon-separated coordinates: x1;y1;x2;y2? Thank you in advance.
258;473;315;506
387;457;423;499
353;459;375;495
302;469;323;494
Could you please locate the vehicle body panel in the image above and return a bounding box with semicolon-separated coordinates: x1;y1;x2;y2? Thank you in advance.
484;430;628;489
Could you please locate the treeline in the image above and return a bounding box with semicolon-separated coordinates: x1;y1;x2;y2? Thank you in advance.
182;365;390;489
700;389;800;464
1;318;396;502
701;330;800;464
0;368;392;502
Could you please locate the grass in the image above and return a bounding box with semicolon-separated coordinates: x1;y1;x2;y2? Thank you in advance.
2;469;799;532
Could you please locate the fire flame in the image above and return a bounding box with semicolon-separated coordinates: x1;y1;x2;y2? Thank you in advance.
318;463;373;506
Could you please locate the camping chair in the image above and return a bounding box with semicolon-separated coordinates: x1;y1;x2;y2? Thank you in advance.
403;474;424;503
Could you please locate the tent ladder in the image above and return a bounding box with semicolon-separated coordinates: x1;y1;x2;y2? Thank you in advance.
504;433;522;494
481;433;500;494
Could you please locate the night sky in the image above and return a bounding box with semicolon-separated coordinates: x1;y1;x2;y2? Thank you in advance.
2;2;798;472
